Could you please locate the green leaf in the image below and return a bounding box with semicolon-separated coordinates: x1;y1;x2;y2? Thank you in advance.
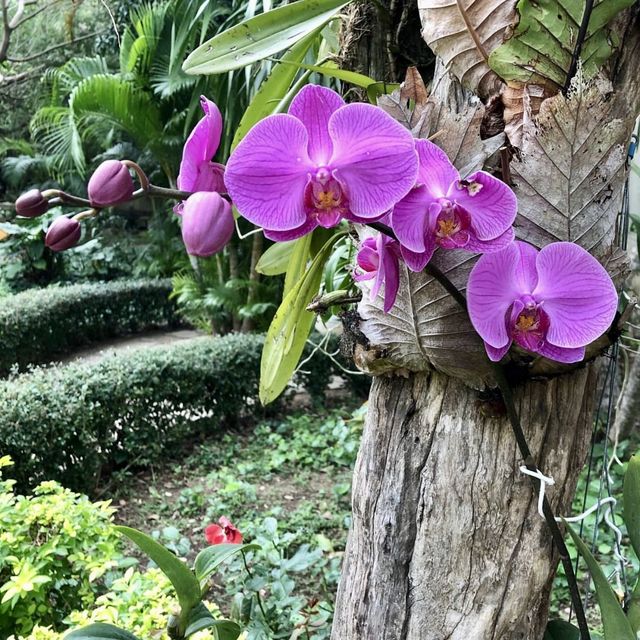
115;526;201;614
488;0;636;89
65;623;141;640
284;234;313;298
367;81;400;105
183;0;349;75
624;454;640;561
274;59;376;87
212;621;242;640
626;579;640;634
194;543;261;585
260;232;343;404
230;28;320;151
256;240;297;276
565;522;634;640
543;620;580;640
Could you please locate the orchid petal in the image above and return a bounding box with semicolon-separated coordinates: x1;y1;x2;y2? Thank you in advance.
536;342;586;364
450;171;517;241
329;103;418;218
178;96;223;192
381;245;400;313
263;216;318;242
391;185;433;253
400;243;435;272
464;227;515;254
467;243;531;348
357;239;379;272
533;242;618;348
485;341;511;362
415;139;459;198
288;84;344;165
225;114;314;231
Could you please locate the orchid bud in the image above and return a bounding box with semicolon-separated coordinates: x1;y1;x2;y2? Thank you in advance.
15;189;48;218
87;160;135;207
181;192;234;257
45;216;81;252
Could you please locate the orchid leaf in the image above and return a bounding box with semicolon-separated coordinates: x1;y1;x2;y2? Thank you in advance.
565;522;635;640
182;0;349;75
488;0;635;90
623;454;640;561
367;81;400;105
65;624;141;640
115;526;201;614
274;59;376;87
284;234;313;298
260;232;343;404
256;240;297;276
230;28;321;151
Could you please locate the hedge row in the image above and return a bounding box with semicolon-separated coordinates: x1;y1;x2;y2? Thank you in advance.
0;333;368;493
0;279;178;375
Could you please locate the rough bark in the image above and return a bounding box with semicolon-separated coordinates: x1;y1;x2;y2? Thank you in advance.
332;368;596;639
332;5;640;640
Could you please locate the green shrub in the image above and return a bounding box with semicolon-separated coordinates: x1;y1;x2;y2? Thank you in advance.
0;279;178;375
14;568;220;640
0;334;266;494
0;457;123;639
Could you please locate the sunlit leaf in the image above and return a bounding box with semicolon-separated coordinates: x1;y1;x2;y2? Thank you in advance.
260;232;343;404
65;624;141;640
183;0;349;75
256;240;297;276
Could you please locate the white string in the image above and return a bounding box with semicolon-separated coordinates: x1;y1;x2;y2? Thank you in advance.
519;466;626;570
234;218;264;240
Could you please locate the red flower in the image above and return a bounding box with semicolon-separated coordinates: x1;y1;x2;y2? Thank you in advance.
205;517;243;545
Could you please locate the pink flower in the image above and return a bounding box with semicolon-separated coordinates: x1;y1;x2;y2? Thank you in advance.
181;192;234;257
15;189;48;218
354;234;401;313
177;96;226;195
391;139;516;271
467;241;618;363
88;160;135;207
225;84;419;241
205;517;243;545
45;216;81;252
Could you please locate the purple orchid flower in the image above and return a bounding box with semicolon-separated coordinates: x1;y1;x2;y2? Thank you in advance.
177;96;226;197
354;234;401;313
225;84;419;241
467;241;618;363
391;139;517;272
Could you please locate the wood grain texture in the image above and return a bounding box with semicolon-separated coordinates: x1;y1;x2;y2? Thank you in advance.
331;367;596;640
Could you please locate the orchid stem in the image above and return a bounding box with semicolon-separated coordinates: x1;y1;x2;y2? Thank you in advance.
240;550;274;633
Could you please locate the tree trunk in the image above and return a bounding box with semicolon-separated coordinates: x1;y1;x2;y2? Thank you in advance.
332;368;596;639
332;3;640;639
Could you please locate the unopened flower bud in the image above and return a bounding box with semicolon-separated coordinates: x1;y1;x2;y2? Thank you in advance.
15;189;48;218
181;192;234;257
87;160;135;207
45;216;81;252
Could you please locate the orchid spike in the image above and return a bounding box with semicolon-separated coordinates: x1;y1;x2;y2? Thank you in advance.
225;84;419;241
177;96;226;195
467;241;618;363
354;234;401;313
391;139;517;271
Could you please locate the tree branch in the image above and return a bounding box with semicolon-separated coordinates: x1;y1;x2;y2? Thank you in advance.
10;0;64;28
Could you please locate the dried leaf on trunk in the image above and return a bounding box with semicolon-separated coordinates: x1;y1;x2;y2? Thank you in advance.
511;74;633;257
502;82;550;148
418;0;516;98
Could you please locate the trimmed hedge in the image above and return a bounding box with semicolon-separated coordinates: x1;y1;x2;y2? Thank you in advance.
0;279;177;375
0;333;266;493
